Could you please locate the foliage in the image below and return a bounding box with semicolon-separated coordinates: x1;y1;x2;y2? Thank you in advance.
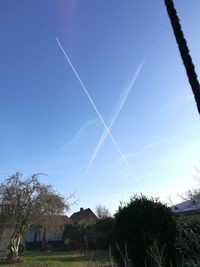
94;217;115;249
63;218;115;251
95;204;111;219
63;224;86;250
176;179;200;262
113;195;179;267
0;172;71;261
177;217;200;263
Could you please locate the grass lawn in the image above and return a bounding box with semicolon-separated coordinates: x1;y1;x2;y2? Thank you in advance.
0;250;114;267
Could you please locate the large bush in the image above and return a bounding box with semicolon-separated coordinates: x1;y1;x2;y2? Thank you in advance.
177;217;200;263
63;224;85;250
94;217;115;249
113;195;179;267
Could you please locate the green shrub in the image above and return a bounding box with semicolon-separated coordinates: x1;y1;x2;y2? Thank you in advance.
113;195;179;267
63;224;85;250
94;217;115;249
177;218;200;262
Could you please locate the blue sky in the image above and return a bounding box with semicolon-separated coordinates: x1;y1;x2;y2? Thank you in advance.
0;0;200;215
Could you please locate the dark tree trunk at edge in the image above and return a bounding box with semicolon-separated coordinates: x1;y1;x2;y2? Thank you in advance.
164;0;200;114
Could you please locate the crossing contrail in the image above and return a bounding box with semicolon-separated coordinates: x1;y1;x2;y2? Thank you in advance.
85;61;144;175
56;38;142;188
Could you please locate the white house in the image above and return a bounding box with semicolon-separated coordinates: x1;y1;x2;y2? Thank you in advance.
171;199;200;214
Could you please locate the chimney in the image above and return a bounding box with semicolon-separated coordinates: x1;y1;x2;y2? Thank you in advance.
80;207;84;212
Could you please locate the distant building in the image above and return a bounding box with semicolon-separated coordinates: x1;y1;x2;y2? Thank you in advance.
70;208;98;226
0;207;97;250
171;199;200;214
25;215;72;243
171;199;200;222
26;208;97;246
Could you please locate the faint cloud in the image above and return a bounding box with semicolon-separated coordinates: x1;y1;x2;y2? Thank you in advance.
65;120;93;145
182;93;194;105
117;138;172;163
173;91;194;110
82;192;131;202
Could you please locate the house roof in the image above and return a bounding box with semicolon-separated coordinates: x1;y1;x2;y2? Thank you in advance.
70;208;97;223
171;199;200;213
59;215;73;225
42;215;73;225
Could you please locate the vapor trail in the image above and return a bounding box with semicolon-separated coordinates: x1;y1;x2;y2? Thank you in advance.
56;38;142;188
85;61;144;175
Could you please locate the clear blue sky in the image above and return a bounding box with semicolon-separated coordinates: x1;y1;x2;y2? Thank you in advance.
0;0;200;215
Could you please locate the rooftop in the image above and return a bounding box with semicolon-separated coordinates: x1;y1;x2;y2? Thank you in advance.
171;199;200;213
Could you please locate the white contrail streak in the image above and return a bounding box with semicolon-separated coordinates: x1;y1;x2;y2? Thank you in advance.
85;62;144;175
56;38;142;188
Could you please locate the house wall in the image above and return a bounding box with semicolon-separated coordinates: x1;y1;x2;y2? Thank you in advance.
25;225;64;242
79;212;98;226
0;228;14;251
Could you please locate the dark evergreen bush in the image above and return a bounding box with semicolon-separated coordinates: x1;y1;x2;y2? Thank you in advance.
63;224;85;250
94;217;115;249
177;217;200;262
113;195;179;267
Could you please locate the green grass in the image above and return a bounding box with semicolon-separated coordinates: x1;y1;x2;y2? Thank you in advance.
0;250;113;267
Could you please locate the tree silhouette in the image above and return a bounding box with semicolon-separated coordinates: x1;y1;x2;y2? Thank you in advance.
164;0;200;114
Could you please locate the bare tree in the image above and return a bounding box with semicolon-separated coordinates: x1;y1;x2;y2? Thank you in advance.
182;168;200;202
0;172;71;262
95;204;111;219
164;0;200;114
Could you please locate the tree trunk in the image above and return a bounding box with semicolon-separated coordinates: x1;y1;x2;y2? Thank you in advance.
34;226;38;243
41;227;47;249
164;0;200;114
7;234;21;262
